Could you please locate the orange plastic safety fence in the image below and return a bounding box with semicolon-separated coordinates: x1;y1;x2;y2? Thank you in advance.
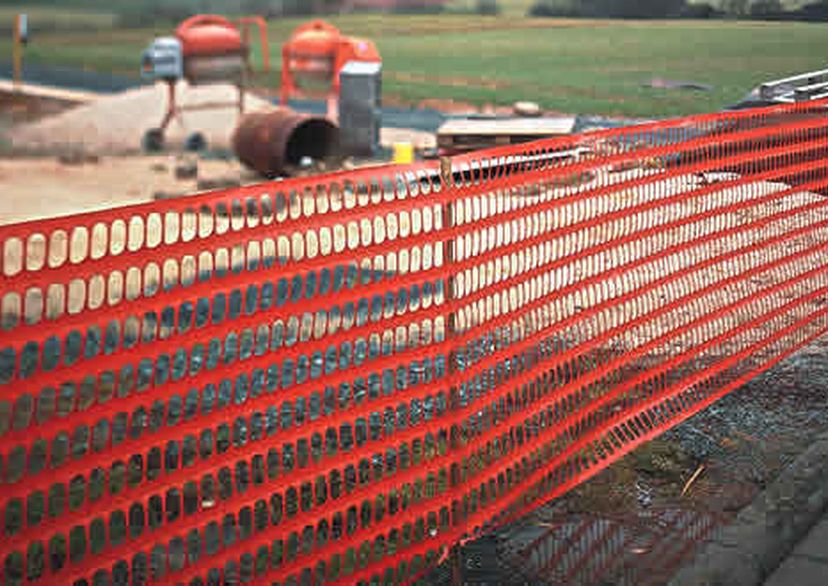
2;99;828;586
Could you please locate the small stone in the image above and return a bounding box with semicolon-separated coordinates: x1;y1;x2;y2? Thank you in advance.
513;101;541;117
57;152;85;165
174;156;198;180
197;176;241;191
153;191;180;200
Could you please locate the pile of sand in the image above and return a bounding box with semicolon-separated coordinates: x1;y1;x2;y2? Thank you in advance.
11;82;272;155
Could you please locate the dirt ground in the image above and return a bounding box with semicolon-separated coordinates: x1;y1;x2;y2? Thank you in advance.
0;85;435;227
10;83;273;155
0;122;435;225
0;115;432;226
0;155;255;225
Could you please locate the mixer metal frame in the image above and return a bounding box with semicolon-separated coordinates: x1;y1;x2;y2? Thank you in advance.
158;77;246;133
144;78;246;153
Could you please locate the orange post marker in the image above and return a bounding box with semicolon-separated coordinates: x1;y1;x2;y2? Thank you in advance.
12;14;21;90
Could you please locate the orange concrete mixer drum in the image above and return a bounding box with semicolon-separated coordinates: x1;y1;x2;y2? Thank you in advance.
283;20;339;84
280;20;381;118
176;14;246;85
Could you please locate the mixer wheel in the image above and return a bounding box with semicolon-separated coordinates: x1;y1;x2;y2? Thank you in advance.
185;132;207;152
142;128;165;153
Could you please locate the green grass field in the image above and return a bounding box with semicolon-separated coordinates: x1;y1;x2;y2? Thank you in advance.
3;12;828;117
446;0;537;15
0;6;117;31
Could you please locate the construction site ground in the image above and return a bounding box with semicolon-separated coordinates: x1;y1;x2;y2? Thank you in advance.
0;83;435;224
669;424;828;586
0;154;251;224
424;331;828;585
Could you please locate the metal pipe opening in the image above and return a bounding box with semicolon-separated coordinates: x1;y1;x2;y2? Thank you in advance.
232;108;340;177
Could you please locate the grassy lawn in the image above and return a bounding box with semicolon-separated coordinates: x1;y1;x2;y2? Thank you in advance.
0;6;117;31
2;12;828;117
446;0;537;16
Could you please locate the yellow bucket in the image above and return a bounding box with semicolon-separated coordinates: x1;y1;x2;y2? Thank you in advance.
393;142;414;164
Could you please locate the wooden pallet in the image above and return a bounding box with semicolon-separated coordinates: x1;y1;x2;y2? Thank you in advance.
436;115;576;155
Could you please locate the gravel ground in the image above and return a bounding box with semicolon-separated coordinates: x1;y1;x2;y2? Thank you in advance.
441;338;828;586
664;338;828;503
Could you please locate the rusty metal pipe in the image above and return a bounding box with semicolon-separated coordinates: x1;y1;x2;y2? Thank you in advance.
232;107;340;177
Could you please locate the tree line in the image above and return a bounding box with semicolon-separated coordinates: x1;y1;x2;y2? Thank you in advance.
10;0;828;23
528;0;828;20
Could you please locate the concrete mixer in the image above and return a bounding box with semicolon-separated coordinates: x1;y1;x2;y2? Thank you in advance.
280;20;381;120
140;14;269;151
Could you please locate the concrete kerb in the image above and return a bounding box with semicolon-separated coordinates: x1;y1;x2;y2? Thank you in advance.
669;431;828;586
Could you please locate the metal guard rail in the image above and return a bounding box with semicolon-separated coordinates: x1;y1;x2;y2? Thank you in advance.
1;99;828;585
